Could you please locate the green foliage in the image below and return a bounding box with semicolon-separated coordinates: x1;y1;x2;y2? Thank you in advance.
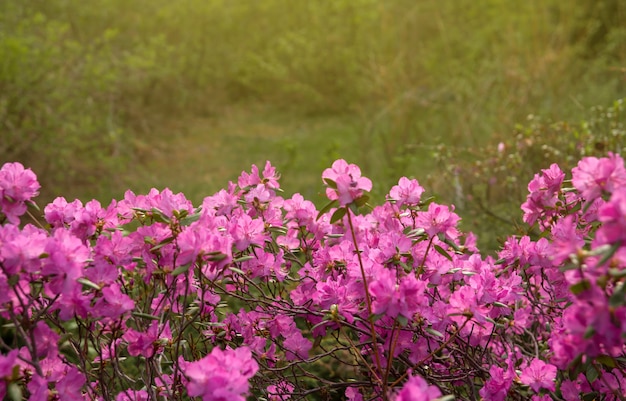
433;99;626;251
1;0;624;250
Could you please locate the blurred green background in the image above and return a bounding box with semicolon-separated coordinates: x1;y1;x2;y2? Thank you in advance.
1;0;624;250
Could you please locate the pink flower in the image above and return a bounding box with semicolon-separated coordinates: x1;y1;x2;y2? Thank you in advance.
415;202;460;239
388;177;425;207
322;160;372;206
55;367;86;401
572;153;626;200
479;365;513;401
345;387;364;401
124;321;172;358
519;359;557;393
597;188;626;245
185;347;258;401
283;331;312;361
394;373;442;401
95;284;135;319
267;381;295;400
0;162;40;224
42;229;90;295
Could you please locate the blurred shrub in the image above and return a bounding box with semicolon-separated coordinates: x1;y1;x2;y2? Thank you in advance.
431;98;626;252
0;0;624;209
0;2;131;201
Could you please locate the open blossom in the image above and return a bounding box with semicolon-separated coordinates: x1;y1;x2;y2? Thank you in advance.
322;159;372;206
572;153;626;200
369;268;426;319
0;162;40;224
519;359;557;393
185;347;258;401
388;177;425;207
394;373;442;401
415;202;460;239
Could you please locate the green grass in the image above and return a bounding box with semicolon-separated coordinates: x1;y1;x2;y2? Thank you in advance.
1;0;624;250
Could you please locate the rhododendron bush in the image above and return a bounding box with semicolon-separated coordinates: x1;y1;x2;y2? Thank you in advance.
0;154;625;401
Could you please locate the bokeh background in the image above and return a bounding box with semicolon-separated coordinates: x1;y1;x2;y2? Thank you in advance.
2;0;624;251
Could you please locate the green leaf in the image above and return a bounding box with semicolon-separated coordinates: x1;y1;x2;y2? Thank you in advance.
179;212;201;226
150;236;175;252
434;244;453;261
608;283;626;307
77;278;101;291
26;199;40;212
132;312;161;321
316;199;338;221
233;255;255;263
597;242;621;267
267;226;288;234
406;228;426;239
8;382;22;401
172;263;191;276
150;208;170;224
585;362;599;383
596;355;616;368
435;395;455;401
425;327;444;338
330;207;347;224
396;315;409;327
570;279;591;295
348;202;359;215
207;253;228;262
229;267;246;275
323;178;337;189
354;194;370;207
608;268;626;278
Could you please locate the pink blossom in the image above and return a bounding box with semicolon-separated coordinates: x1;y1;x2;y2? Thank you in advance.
597;188;626;245
55;366;86;401
185;347;258;401
572;153;626;200
322;159;372;206
415;202;460;239
388;177;425;207
479;365;513;401
283;331;312;361
394;373;442;401
519;358;557;393
345;387;364;401
95;284;135;319
0;162;40;224
267;381;295;400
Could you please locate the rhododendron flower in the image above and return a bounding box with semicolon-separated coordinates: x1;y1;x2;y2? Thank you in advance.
394;373;442;401
479;365;513;401
95;284;135;319
185;347;258;401
0;162;40;224
388;177;425;207
123;321;171;358
520;359;557;392
55;367;86;401
267;381;295;400
322;159;372;206
597;188;626;245
283;331;312;361
572;153;626;200
345;386;364;401
0;349;18;399
369;268;426;319
415;202;460;239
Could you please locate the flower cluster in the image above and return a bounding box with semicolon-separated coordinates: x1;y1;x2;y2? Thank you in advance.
0;154;625;401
